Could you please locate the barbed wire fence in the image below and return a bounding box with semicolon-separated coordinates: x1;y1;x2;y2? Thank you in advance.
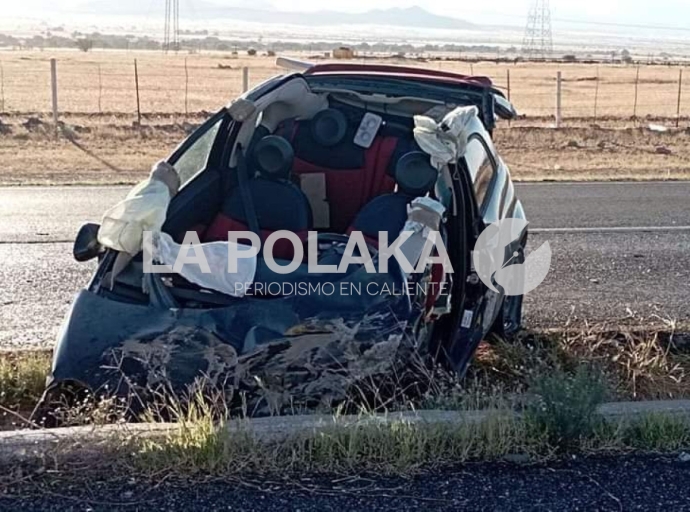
0;56;687;130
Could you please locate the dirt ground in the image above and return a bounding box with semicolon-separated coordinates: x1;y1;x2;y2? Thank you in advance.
0;113;687;185
1;49;689;184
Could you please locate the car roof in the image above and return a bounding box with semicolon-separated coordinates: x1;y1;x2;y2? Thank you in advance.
303;62;495;89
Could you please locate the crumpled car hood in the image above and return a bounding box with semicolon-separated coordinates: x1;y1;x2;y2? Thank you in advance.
50;283;416;415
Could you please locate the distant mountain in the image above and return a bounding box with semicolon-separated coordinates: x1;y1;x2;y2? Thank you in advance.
76;2;477;30
301;7;476;30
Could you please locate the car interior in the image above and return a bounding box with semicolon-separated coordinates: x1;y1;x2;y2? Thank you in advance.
105;76;458;306
201;105;440;254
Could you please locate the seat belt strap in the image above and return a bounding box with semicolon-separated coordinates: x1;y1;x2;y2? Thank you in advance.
236;145;261;237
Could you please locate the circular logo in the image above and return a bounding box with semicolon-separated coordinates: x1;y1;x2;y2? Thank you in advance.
472;218;551;296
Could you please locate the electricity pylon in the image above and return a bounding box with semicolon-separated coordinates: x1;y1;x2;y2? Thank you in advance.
163;0;180;53
522;0;553;59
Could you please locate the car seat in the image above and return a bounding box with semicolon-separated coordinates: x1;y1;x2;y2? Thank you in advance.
277;108;402;233
348;151;438;245
203;135;313;260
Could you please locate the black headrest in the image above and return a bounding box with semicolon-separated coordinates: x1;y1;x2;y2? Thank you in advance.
252;135;294;180
395;152;438;197
310;108;348;147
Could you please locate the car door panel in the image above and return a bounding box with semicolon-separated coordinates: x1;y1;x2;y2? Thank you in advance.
464;129;527;346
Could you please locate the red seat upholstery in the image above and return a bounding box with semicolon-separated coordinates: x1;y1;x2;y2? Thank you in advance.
292;135;399;233
277;115;401;233
204;214;308;261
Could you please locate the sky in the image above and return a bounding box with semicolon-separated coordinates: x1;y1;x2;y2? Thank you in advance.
3;0;690;29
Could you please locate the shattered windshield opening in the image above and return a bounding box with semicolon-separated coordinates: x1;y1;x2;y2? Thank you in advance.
170;118;223;187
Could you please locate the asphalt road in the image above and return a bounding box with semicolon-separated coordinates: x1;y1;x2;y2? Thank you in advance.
3;455;690;511
0;182;689;348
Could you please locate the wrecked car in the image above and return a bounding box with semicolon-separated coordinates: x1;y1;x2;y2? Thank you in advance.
33;60;526;421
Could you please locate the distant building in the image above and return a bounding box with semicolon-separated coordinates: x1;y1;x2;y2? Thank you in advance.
333;46;355;59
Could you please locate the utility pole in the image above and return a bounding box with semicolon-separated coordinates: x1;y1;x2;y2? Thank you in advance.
173;0;179;51
164;0;169;51
522;0;553;59
163;0;180;53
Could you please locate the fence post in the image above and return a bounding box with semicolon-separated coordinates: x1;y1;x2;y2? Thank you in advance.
594;67;600;121
633;66;640;119
676;69;683;128
0;61;4;113
506;68;511;101
97;63;102;113
242;66;249;93
555;71;562;128
134;59;141;126
184;57;189;118
50;58;59;139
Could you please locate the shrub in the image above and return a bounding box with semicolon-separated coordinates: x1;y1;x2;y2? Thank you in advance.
75;38;94;52
525;365;608;450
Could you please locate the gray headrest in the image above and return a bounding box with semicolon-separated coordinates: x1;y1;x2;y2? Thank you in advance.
252;135;294;180
310;108;348;147
395;152;438;197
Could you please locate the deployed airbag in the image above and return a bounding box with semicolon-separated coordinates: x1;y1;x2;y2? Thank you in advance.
413;106;478;169
98;162;180;255
151;232;257;298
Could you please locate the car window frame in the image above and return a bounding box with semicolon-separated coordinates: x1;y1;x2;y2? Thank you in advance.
166;109;230;185
464;133;498;216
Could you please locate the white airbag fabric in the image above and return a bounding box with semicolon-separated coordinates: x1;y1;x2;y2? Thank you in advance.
413;106;479;169
152;232;257;298
399;197;446;276
98;179;172;256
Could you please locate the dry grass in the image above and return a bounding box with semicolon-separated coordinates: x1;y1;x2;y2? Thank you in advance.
469;325;690;402
1;112;689;185
0;350;50;408
2;324;688;432
133;384;690;476
2;327;690;474
136;409;532;475
496;125;690;181
1;49;690;184
0;113;194;185
0;350;50;429
1;50;689;119
0;51;281;115
131;338;690;475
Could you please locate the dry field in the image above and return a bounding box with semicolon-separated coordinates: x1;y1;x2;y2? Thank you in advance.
0;49;689;184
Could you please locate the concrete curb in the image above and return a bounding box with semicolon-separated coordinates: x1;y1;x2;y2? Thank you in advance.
2;400;690;463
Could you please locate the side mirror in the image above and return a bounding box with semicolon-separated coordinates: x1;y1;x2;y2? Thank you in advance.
493;93;518;120
73;223;102;262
